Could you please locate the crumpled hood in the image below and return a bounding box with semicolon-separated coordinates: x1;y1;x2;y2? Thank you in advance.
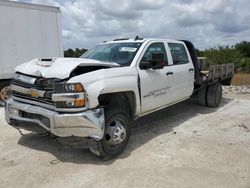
15;57;120;79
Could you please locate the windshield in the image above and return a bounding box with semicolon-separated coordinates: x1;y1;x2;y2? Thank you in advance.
80;42;142;66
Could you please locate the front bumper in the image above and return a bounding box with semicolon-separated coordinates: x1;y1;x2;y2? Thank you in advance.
5;99;105;140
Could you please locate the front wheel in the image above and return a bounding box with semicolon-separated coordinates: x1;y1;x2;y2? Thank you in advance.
89;108;131;160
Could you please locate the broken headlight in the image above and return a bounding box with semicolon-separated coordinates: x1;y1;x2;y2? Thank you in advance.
34;78;60;88
53;82;84;93
53;82;86;108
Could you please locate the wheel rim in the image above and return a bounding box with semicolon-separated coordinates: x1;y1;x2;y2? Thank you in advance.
104;119;127;149
0;86;11;101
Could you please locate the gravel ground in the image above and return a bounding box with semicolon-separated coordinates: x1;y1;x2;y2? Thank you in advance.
223;85;250;94
223;85;250;100
0;93;250;188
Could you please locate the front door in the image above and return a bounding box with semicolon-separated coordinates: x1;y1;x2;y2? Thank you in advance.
138;42;174;114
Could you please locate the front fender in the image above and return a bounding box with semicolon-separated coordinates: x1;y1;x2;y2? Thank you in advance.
68;67;141;116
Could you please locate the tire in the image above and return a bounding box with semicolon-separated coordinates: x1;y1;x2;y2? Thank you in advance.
0;81;11;106
207;82;222;107
89;108;131;160
197;86;207;106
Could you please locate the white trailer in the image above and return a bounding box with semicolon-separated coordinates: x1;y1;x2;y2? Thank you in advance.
0;0;63;104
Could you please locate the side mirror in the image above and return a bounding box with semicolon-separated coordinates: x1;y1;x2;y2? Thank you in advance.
140;52;165;70
139;61;152;69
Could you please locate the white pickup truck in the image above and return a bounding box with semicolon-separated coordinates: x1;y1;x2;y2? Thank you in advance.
5;37;234;159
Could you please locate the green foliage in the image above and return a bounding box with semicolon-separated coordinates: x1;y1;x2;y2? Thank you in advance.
239;58;250;73
196;49;203;57
200;46;243;65
64;48;87;58
235;41;250;58
198;42;250;73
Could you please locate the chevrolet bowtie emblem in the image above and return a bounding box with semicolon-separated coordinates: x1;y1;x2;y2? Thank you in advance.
28;89;39;98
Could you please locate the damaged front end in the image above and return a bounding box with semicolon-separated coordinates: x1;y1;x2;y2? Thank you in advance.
5;72;105;140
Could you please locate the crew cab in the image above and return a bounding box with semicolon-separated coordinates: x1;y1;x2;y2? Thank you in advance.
5;37;234;159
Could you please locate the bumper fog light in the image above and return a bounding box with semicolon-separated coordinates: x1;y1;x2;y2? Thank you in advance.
66;101;75;107
9;107;20;116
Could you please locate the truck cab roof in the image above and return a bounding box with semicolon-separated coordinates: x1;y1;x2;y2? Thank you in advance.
102;37;185;45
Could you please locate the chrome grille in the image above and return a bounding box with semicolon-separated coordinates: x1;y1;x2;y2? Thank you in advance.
11;74;54;106
12;91;54;105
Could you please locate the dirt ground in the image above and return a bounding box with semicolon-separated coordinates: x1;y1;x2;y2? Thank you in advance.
231;73;250;85
0;94;250;188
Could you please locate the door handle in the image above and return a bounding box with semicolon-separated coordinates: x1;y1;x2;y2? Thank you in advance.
189;68;194;72
166;71;173;76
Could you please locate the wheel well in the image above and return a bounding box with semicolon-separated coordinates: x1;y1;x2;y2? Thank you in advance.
0;80;11;103
98;91;136;118
221;78;232;86
0;79;11;83
0;80;11;89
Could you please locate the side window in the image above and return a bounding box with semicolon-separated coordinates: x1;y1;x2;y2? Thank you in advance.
141;42;168;65
168;43;189;65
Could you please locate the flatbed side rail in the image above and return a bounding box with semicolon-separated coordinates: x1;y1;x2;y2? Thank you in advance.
208;63;234;81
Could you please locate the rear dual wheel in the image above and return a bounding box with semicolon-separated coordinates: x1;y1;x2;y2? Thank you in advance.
197;82;222;107
207;82;222;107
197;86;207;106
89;108;131;160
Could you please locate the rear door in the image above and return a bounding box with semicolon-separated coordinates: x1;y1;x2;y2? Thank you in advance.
167;42;194;101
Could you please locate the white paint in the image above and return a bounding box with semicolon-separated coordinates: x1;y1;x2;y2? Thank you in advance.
137;40;194;114
15;57;120;79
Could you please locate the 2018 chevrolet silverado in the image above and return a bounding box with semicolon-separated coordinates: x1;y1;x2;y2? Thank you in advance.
5;37;234;159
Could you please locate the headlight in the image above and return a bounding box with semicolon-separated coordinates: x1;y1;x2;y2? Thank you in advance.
13;73;37;85
34;78;61;88
54;82;84;93
53;82;86;109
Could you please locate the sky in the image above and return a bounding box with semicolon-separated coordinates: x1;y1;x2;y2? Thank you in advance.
16;0;250;50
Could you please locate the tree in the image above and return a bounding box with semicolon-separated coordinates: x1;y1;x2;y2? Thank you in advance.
239;58;250;73
64;48;88;57
201;46;242;64
235;41;250;58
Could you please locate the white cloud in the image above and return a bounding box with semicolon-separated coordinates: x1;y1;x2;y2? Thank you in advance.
19;0;250;49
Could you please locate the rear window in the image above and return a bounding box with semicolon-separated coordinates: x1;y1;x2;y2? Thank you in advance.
168;43;189;65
